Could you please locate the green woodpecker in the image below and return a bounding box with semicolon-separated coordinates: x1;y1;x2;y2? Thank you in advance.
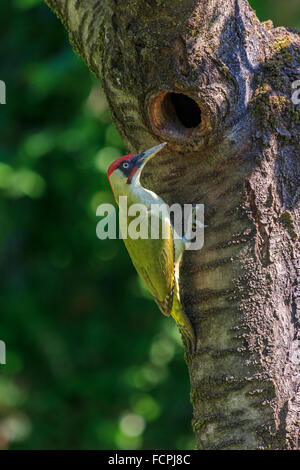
107;143;195;351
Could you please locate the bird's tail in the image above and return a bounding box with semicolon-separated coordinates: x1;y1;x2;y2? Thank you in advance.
171;288;195;354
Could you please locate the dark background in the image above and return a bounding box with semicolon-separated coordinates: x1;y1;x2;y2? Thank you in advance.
0;0;299;450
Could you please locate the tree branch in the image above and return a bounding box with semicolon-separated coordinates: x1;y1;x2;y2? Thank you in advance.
45;0;300;450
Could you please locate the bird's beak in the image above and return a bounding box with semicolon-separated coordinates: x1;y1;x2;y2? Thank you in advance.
132;142;167;182
136;142;167;166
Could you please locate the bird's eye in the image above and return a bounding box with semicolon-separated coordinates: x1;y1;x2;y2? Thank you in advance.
123;162;129;169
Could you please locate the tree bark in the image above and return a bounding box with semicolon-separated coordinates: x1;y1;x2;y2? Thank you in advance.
45;0;300;450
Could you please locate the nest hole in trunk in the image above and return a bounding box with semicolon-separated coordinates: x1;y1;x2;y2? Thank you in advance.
168;93;202;128
149;92;204;140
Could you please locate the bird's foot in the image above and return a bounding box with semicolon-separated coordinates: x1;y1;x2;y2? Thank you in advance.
191;204;207;232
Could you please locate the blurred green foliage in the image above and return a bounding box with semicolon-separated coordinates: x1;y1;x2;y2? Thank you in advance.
0;0;299;450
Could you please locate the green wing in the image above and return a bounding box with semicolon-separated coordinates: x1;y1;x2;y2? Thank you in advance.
122;210;174;317
121;204;196;351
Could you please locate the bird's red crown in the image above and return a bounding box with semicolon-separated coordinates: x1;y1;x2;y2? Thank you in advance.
107;154;134;179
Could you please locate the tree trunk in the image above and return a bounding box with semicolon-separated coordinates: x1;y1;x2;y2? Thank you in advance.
45;0;300;450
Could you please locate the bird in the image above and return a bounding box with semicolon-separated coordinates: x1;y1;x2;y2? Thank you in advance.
107;142;196;352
